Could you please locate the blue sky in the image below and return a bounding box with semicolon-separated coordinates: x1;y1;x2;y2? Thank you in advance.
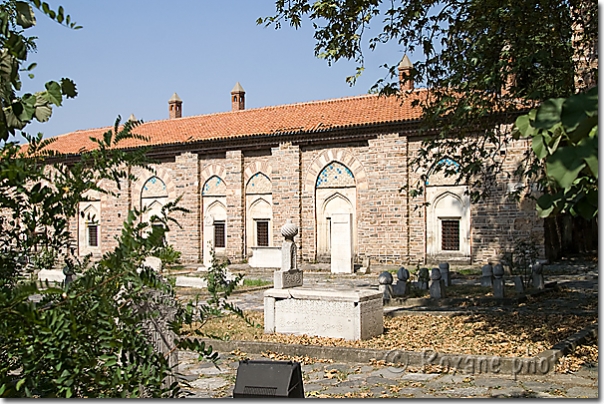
22;0;410;139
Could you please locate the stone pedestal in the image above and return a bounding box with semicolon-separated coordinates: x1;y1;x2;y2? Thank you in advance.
330;213;353;274
274;269;303;289
264;288;383;340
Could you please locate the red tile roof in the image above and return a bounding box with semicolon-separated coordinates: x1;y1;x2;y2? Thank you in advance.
44;90;429;155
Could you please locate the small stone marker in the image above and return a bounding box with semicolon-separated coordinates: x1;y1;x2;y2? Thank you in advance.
481;264;494;287
438;262;451;286
392;267;409;297
417;267;429;290
492;263;505;298
531;262;545;290
378;271;394;303
358;256;371;274
274;219;303;289
429;268;446;299
513;276;525;295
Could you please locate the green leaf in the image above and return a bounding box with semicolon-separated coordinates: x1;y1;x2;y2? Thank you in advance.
16;378;25;391
44;81;63;106
531;133;548;159
561;86;598;133
534;98;564;129
60;77;78;98
575;135;598;179
514;114;534;138
15;1;36;28
546;146;586;189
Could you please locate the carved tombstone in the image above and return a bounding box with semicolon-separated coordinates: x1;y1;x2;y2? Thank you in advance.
531;262;545;290
392;267;409;297
492;263;505;298
378;271;394;303
417;267;429;290
132;262;179;391
429;268;446;299
438;262;451;286
481;264;494;287
273;219;303;289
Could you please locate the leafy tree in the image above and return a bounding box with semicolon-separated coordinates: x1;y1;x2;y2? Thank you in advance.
260;0;597;210
513;85;597;219
0;1;234;397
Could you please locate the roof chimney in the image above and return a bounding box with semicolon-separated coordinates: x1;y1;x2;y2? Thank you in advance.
398;55;414;91
231;82;245;111
168;92;182;119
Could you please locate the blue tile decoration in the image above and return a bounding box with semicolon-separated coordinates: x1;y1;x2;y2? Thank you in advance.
246;173;271;194
142;176;167;197
203;175;227;196
425;158;460;185
316;162;355;188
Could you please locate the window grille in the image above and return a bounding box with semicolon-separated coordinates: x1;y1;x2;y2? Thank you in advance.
88;224;98;247
441;220;460;251
256;221;269;247
214;221;226;248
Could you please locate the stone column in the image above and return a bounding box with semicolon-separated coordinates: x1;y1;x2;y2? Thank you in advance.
225;150;244;261
271;143;301;259
171;152;200;263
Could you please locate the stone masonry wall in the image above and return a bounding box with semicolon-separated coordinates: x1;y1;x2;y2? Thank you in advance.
271;143;302;258
225;151;244;261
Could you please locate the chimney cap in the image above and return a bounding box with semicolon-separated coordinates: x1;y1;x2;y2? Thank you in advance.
231;82;245;93
169;92;182;103
128;113;137;121
398;54;413;69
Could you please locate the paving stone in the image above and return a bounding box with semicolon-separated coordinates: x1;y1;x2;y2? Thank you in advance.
566;387;598;398
321;385;358;395
473;376;519;388
546;373;598;386
401;372;441;381
427;374;471;385
322;363;353;373
303;383;326;393
397;387;425;396
490;386;528;398
365;376;390;385
337;379;366;388
368;368;406;379
520;380;554;392
188;377;229;390
436;386;490;397
178;373;200;382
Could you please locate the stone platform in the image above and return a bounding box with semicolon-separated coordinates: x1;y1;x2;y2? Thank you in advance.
264;287;383;341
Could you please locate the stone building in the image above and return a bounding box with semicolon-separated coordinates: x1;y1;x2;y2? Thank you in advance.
48;58;543;267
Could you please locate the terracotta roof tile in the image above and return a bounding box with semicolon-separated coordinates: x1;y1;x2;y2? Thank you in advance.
44;90;429;155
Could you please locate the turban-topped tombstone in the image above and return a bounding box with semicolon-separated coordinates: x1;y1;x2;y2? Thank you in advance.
273;219;303;289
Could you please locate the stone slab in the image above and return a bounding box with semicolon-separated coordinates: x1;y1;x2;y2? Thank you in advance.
248;246;281;268
330;213;353;274
37;269;64;283
264;287;383;340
